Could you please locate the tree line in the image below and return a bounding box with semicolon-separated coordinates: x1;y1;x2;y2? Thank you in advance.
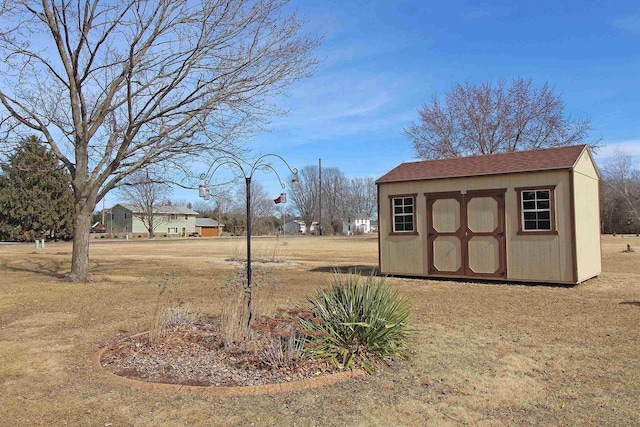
110;163;377;237
289;165;376;234
0;0;626;285
600;151;640;235
0;0;320;281
3;137;639;241
191;166;377;235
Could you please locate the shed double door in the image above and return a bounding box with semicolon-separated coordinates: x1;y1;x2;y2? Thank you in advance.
426;189;506;279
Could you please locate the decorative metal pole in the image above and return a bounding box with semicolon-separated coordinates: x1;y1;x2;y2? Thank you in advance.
198;153;298;338
319;158;322;236
245;176;253;330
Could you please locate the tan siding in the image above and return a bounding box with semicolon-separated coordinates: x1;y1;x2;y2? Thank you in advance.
379;169;577;283
379;187;427;275
506;171;573;283
572;149;600;180
572;153;602;282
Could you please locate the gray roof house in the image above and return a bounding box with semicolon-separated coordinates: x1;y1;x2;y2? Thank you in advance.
111;204;199;237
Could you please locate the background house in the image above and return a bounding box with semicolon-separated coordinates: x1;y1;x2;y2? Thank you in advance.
195;218;224;237
342;213;371;235
283;220;304;234
283;219;319;234
111;204;199;237
376;145;601;285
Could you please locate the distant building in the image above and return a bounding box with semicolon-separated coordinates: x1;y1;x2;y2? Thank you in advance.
195;218;224;237
342;213;371;235
283;219;319;234
111;204;199;237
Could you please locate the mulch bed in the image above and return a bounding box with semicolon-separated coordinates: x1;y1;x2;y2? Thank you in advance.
99;317;343;387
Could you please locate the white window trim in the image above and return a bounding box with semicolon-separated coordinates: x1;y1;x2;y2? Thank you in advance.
390;195;417;234
516;186;557;235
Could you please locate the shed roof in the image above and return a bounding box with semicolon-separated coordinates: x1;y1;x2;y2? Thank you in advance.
376;145;590;184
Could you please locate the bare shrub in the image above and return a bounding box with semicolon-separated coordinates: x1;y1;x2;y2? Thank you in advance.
160;302;198;330
225;240;287;263
220;265;278;347
220;287;250;347
148;271;178;346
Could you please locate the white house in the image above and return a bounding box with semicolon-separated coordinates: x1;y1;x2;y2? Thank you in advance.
342;213;371;235
111;204;199;237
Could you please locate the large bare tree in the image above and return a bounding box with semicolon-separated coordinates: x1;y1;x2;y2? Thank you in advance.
320;166;348;233
347;176;376;218
0;0;319;280
289;165;318;232
405;77;593;160
235;179;274;235
118;170;172;238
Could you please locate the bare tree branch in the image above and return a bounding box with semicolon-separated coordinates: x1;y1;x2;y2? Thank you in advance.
601;150;640;231
117;170;172;238
405;77;595;160
0;0;320;280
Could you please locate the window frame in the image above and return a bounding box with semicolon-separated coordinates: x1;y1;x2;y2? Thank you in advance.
515;185;557;235
389;194;418;235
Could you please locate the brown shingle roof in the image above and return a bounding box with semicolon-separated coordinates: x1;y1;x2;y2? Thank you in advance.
376;145;588;184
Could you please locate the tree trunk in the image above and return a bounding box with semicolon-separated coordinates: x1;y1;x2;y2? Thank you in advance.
69;200;95;282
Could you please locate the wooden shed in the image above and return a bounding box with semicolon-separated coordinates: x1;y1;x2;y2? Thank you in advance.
376;145;601;285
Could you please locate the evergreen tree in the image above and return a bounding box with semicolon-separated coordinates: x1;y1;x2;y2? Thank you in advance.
0;137;74;241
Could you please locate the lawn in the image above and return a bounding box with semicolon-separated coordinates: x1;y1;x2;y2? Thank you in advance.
0;234;638;426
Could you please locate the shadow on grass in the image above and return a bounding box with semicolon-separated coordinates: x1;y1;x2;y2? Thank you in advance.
309;265;379;276
1;259;69;279
422;276;577;288
2;257;113;281
619;301;640;307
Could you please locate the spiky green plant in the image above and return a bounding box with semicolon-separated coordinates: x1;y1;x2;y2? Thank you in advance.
299;273;412;372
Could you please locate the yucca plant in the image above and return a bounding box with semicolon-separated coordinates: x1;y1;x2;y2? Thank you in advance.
299;273;412;372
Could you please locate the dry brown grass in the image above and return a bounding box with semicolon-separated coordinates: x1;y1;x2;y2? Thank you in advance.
0;234;638;426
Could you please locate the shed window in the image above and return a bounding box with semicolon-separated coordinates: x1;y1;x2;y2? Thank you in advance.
391;196;416;233
517;186;556;234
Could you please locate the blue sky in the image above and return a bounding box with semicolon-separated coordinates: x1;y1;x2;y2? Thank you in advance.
112;0;640;207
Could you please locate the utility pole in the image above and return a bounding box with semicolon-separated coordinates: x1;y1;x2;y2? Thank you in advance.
318;158;322;236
